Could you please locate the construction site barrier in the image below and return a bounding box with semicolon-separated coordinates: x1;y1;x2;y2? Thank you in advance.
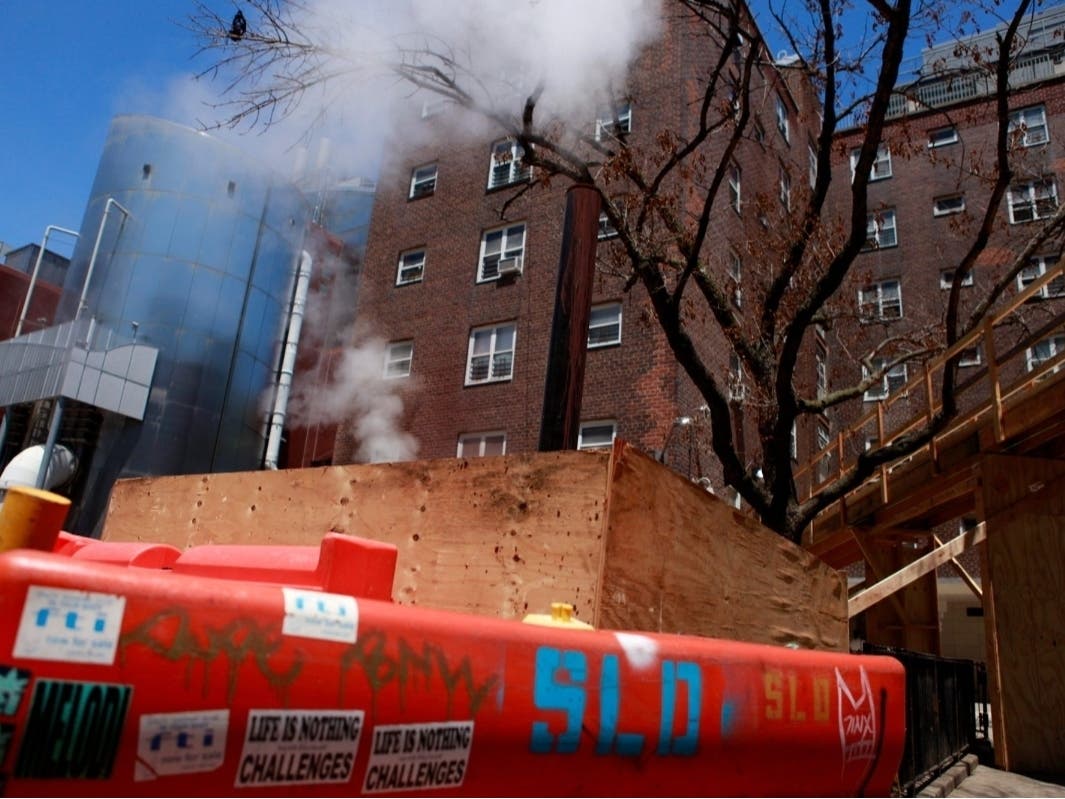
0;533;905;796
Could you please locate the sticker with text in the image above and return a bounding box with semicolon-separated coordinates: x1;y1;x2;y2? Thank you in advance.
15;679;131;779
135;709;229;781
363;721;473;794
0;665;31;717
13;586;126;665
281;588;358;644
235;709;363;788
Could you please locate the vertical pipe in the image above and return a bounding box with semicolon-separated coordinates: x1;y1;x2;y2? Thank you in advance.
539;184;601;451
75;198;130;321
15;225;79;337
35;398;65;489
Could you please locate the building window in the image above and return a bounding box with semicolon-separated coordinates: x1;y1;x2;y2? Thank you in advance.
779;163;792;210
1027;334;1065;373
1008;105;1049;147
728;353;746;401
775;94;789;142
863;358;908;401
587;303;622;348
596;102;632;141
1018;255;1065;299
753;120;766;145
488;139;529;189
466;322;516;385
958;346;982;367
850;145;892;182
815;343;828;398
808;143;818;189
578;420;616;450
478;223;526;282
396;249;426;286
728;248;742;308
598;211;618;240
384;341;413;378
940;269;974;289
457;431;506;457
864;209;898;249
933;194;965;216
409;164;437;199
816;421;832;481
859;279;902;321
1008;178;1058;224
728;163;741;213
928;125;958;148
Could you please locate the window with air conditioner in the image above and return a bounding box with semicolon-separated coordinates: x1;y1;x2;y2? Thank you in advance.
578;420;617;450
940;269;974;289
928;125;958;148
457;431;506;457
596;102;632;141
1008;178;1058;224
487;139;530;189
859;279;902;321
408;164;437;199
862;358;907;401
587;303;622;348
863;209;897;249
958;346;982;367
933;194;965;217
466;322;516;385
1018;255;1065;299
1008;105;1049;147
396;249;426;286
384;341;413;379
478;223;526;282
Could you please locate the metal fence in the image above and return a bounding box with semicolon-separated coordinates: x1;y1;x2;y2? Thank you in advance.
862;643;990;796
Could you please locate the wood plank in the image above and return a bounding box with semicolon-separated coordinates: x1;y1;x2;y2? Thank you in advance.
599;443;848;650
849;523;986;617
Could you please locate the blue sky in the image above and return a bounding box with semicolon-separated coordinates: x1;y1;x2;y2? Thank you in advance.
0;1;1024;257
1;1;215;252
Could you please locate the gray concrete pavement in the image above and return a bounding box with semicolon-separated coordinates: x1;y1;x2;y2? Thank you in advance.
919;755;1065;798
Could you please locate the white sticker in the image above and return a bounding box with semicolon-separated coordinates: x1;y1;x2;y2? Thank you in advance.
135;709;229;780
235;709;364;788
13;586;126;665
281;588;358;644
363;721;474;794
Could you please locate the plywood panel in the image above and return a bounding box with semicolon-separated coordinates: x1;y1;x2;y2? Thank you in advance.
980;454;1065;774
597;443;848;650
105;451;612;622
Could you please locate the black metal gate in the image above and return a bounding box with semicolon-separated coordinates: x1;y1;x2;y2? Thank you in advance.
863;643;990;795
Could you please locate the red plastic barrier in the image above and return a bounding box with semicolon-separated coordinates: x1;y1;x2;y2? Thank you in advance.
0;539;905;797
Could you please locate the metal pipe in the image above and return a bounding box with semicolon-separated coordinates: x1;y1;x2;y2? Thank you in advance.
75;198;131;321
264;250;313;469
15;225;79;337
35;398;65;489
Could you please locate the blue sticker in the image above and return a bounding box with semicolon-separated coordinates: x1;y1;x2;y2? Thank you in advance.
0;666;31;717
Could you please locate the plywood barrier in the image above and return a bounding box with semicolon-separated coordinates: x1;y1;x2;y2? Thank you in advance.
104;440;847;650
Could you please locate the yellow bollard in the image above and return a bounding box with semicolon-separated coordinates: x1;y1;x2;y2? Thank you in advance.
0;486;71;553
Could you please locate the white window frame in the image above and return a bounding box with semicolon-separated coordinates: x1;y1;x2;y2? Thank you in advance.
928;125;958;148
577;420;617;451
1008;178;1059;224
408;164;437;199
779;163;792;210
933;194;965;217
864;209;898;250
862;358;908;402
597;211;618;240
808;143;818;189
1027;334;1065;373
815;344;828;398
384;340;413;379
466;322;516;385
859;279;903;321
587;303;622;348
728;248;742;308
396;249;426;286
477;223;526;282
850;145;892;182
487;139;529;189
940;269;974;290
595;102;632;141
1018;255;1065;300
775;94;789;142
1008;105;1049;147
457;431;507;458
728;163;741;213
816;420;832;481
958;346;982;368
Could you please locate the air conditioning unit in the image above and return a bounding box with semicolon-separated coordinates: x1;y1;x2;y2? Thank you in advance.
497;256;523;276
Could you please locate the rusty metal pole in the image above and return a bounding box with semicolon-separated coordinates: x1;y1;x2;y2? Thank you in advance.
539;184;601;451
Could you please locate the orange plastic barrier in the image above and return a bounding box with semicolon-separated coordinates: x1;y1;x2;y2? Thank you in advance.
0;534;905;797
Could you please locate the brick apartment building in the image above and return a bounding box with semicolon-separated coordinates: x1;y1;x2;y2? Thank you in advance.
333;2;823;495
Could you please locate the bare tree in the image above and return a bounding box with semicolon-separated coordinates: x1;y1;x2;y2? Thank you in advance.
187;0;1062;542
